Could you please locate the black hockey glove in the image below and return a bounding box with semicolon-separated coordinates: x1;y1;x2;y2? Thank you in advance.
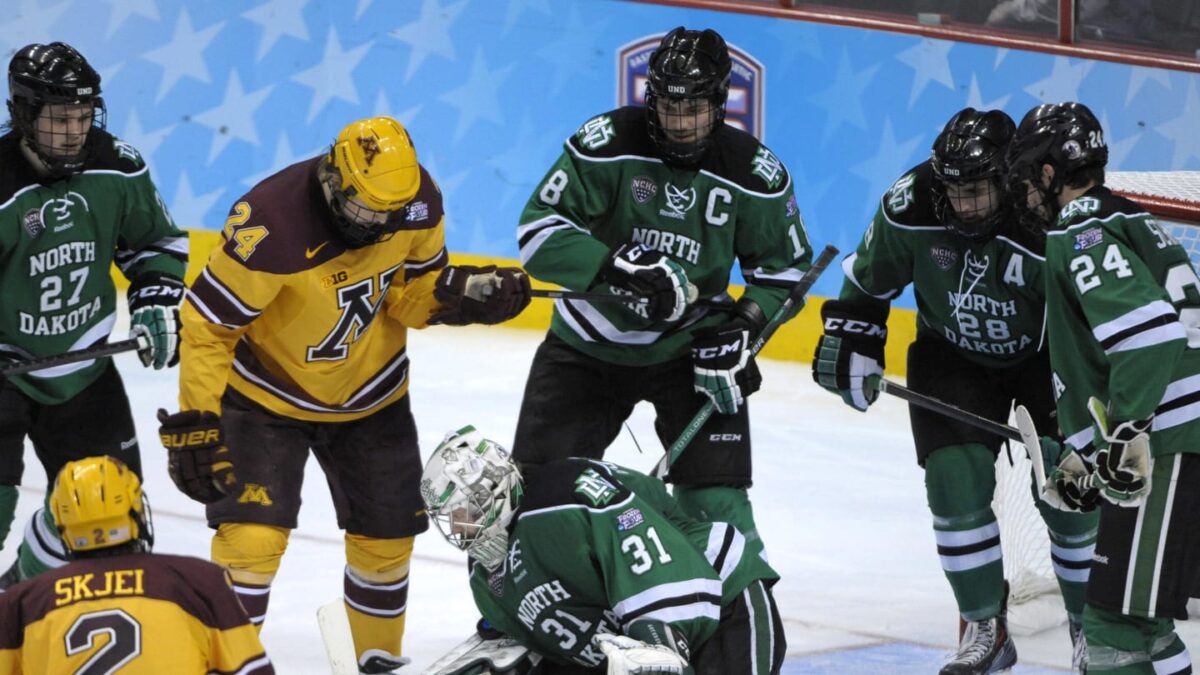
430;265;532;325
811;300;887;412
1090;406;1153;507
128;273;186;370
158;409;235;504
599;243;689;322
1034;436;1101;512
691;299;765;416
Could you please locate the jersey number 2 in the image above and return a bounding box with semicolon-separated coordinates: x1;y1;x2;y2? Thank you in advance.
66;608;142;674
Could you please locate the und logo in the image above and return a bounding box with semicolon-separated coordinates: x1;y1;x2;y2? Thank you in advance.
930;244;958;270
630;176;657;204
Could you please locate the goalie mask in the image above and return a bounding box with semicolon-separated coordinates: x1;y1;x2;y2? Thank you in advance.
1005;102;1107;235
645;27;731;167
50;455;154;558
421;426;524;570
930;107;1015;241
320;116;421;248
7;41;106;176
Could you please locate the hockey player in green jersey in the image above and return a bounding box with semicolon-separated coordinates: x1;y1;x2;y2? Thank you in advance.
1006;102;1197;675
513;27;812;553
0;43;187;588
811;107;1099;674
420;426;785;674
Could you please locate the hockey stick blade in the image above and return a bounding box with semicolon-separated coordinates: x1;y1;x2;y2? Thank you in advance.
654;244;839;476
868;377;1021;442
1;336;148;378
421;633;532;675
316;598;358;675
1014;404;1048;495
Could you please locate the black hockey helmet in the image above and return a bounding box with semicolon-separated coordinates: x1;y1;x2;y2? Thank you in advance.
1004;102;1107;233
645;27;731;167
930;107;1015;241
7;41;106;175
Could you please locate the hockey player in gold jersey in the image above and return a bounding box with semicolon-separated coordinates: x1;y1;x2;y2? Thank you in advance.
157;115;531;674
0;455;272;674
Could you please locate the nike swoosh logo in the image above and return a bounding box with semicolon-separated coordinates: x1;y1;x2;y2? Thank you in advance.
305;242;329;259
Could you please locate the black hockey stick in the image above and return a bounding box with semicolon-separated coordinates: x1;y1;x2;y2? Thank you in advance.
1;336;148;378
866;376;1021;442
530;286;735;310
654;244;840;476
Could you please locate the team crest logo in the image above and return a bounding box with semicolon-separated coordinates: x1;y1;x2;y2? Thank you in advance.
630;176;657;204
1074;227;1104;251
578;115;616;150
22;209;44;239
357;135;381;166
237;483;273;506
660;182;696;219
930;244;958;270
617;34;765;141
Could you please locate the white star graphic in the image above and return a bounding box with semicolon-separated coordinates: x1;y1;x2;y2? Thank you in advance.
532;3;602;98
1125;65;1173;106
503;0;552;35
485;114;543;211
355;0;373;20
169;171;226;230
896;38;956;108
417;152;469;229
964;75;1011;116
1023;56;1093;104
241;132;325;188
141;9;224;103
291;27;372;124
192;72;275;164
808;49;881;147
103;0;159;39
242;0;310;61
389;0;468;83
1101;111;1142;170
438;48;515;144
118;108;174;160
1154;79;1200;170
0;0;71;53
850;118;926;220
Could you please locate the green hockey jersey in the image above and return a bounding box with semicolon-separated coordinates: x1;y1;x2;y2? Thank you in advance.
0;130;187;404
1044;186;1200;458
470;459;778;669
839;162;1047;369
517;106;812;366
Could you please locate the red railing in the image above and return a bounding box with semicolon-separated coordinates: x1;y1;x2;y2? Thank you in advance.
625;0;1200;73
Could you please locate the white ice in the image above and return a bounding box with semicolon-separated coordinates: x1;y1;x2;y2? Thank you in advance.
6;320;1198;673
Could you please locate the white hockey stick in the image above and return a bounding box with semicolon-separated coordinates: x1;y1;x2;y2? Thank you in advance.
317;598;358;675
1014;404;1047;494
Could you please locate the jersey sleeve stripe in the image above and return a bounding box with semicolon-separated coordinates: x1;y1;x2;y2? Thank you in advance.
114;234;189;271
842;253;902;301
518;216;587;265
213;653;274;675
613;579;722;623
704;523;745;582
617;594;722;629
1092;301;1185;353
23;312;118;379
743;266;805;288
404;247;448;282
187;269;262;327
1153;374;1200;431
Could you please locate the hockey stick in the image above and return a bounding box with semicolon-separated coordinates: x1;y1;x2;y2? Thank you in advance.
1;336;148;378
530;284;734;310
654;244;839;476
1014;404;1048;494
421;633;533;675
316;598;358;675
866;376;1021;442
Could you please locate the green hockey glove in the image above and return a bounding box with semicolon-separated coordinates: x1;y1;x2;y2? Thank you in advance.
600;243;690;322
1088;398;1152;507
127;273;185;370
811;300;887;412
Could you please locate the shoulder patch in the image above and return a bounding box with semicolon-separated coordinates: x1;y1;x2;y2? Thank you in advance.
886;172;918;216
615;506;645;531
750;146;784;190
573;467;620;507
576;115;617;151
1072;226;1104;251
110;137;144;165
1058;196;1101;224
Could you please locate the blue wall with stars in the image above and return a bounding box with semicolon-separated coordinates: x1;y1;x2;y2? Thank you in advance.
4;0;1198;301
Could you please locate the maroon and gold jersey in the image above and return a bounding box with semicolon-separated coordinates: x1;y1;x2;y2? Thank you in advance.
0;552;272;674
180;156;448;422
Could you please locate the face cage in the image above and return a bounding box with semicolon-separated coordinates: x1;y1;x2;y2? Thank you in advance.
931;176;1007;241
1004;164;1060;240
12;98;106;175
323;172;407;248
646;92;724;167
429;484;510;569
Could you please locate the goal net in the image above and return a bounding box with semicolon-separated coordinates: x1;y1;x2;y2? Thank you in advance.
995;170;1200;635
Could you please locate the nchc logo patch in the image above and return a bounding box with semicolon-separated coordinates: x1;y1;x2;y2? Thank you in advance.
616;34;765;141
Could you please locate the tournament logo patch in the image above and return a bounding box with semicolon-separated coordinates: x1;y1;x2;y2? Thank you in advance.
22;208;44;239
617;34;765;141
406;200;429;222
785;194;798;218
1073;227;1104;251
616;507;644;531
930;244;958;270
630;176;657;204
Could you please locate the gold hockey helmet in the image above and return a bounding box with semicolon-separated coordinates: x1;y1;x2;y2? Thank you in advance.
324;116;421;247
50;455;152;556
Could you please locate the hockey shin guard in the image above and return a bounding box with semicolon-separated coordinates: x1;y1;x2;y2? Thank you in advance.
1083;603;1190;674
344;534;414;666
1037;499;1098;624
926;444;1005;621
672;485;762;546
211;522;290;631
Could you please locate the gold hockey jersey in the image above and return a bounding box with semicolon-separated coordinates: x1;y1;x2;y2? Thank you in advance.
179;156;448;422
0;552;272;674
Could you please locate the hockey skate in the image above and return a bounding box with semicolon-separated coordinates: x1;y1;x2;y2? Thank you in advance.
1069;620;1087;674
358;649;410;673
940;591;1017;675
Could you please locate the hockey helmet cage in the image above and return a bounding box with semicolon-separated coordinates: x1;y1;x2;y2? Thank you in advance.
7;41;106;174
930;107;1016;240
645;27;731;167
50;455;153;557
323;116;421;247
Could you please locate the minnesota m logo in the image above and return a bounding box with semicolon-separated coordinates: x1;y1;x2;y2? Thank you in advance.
238;483;274;506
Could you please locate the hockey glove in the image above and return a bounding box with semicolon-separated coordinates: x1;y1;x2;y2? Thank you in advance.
128;273;186;370
158;409;235;504
594;634;688;675
431;265;532;326
600;243;689;322
811;300;887;412
1036;437;1101;512
692;314;762;415
1088;398;1153;507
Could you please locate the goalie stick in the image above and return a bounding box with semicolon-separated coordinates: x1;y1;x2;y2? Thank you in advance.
316;598;358;675
654;244;839;476
1;335;149;378
421;633;534;675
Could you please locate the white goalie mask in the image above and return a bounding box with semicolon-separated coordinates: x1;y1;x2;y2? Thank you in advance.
420;426;524;570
